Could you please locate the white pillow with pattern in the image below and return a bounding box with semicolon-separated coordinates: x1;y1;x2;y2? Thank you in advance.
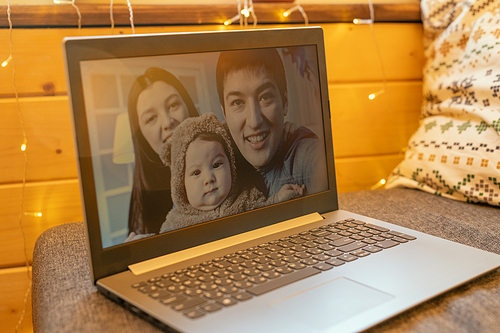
386;0;500;206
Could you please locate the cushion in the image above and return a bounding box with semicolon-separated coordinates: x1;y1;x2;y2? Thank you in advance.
386;0;500;206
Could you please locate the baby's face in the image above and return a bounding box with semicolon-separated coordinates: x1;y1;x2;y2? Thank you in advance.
184;138;231;211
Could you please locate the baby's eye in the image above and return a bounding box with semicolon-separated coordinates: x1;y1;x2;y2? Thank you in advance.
191;170;201;176
168;101;180;110
213;162;222;169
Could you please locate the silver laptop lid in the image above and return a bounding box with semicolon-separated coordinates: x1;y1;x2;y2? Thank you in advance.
63;27;337;282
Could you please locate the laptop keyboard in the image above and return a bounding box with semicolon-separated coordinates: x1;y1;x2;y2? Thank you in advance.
132;218;416;319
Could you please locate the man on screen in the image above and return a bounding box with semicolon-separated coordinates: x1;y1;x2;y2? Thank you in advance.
216;48;327;198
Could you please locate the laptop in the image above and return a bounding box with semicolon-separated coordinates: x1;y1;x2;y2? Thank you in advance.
63;27;500;333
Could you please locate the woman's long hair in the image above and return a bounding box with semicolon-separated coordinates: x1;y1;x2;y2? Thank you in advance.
127;67;198;235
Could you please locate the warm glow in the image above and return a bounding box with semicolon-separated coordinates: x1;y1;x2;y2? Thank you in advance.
224;19;231;26
241;9;250;18
368;93;376;100
283;11;290;17
21;143;27;151
24;212;43;217
2;55;11;68
380;179;386;185
353;18;359;24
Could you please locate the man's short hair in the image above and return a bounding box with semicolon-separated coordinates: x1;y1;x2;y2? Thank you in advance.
216;48;287;110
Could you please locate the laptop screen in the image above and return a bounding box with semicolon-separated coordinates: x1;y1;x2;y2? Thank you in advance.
64;27;338;280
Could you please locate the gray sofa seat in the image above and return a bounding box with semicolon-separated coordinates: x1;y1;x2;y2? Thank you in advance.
32;188;500;332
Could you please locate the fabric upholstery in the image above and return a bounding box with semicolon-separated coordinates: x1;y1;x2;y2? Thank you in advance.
32;188;500;333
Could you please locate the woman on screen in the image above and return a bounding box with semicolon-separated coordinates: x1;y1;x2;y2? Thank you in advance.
126;67;199;239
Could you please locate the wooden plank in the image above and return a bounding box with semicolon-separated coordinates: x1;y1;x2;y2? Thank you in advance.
0;266;32;333
323;23;424;83
330;80;422;158
0;96;78;184
0;3;421;28
0;80;421;184
335;154;404;192
0;23;423;97
0;179;82;268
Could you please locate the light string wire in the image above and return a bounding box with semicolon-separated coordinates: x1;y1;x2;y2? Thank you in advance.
283;0;309;25
224;0;257;27
54;0;81;34
127;0;135;34
366;0;393;189
5;1;32;332
110;0;115;34
367;0;389;103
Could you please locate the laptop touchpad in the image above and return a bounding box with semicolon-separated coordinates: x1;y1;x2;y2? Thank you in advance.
269;277;394;329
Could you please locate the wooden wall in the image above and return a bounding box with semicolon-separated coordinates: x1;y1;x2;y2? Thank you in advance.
0;17;423;333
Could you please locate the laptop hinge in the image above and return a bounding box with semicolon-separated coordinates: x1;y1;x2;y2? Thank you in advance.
128;212;323;275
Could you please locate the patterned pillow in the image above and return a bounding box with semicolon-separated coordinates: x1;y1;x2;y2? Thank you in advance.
386;0;500;206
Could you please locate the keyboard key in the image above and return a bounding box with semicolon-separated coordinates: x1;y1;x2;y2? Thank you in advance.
337;254;358;262
294;251;311;259
172;297;207;311
393;236;408;243
312;254;330;261
337;241;366;253
362;245;382;253
276;267;294;275
288;262;307;270
217;297;238;307
330;237;355;247
203;291;224;300
219;286;239;294
318;244;335;251
233;291;253;301
149;290;171;299
325;258;345;266
248;276;267;284
184;309;205;319
301;258;318;266
365;223;390;232
351;250;370;258
262;271;281;279
160;295;188;306
202;303;223;313
246;267;320;296
375;240;400;249
313;263;333;271
324;249;343;257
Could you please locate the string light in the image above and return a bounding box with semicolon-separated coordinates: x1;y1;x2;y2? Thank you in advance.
370;179;387;190
224;0;257;27
2;55;12;68
24;212;43;218
53;0;81;34
353;18;372;24
20;139;27;152
354;0;388;103
6;2;32;332
283;1;309;25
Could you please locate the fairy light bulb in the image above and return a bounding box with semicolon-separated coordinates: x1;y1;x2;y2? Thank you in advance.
241;9;250;17
2;55;12;68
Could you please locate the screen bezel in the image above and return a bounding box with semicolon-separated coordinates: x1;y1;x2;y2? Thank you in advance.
63;27;338;283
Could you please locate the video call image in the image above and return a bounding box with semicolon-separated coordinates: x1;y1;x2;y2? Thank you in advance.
79;46;328;248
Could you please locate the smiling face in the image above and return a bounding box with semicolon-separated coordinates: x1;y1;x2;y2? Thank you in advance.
136;80;190;155
184;138;232;211
222;66;288;169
